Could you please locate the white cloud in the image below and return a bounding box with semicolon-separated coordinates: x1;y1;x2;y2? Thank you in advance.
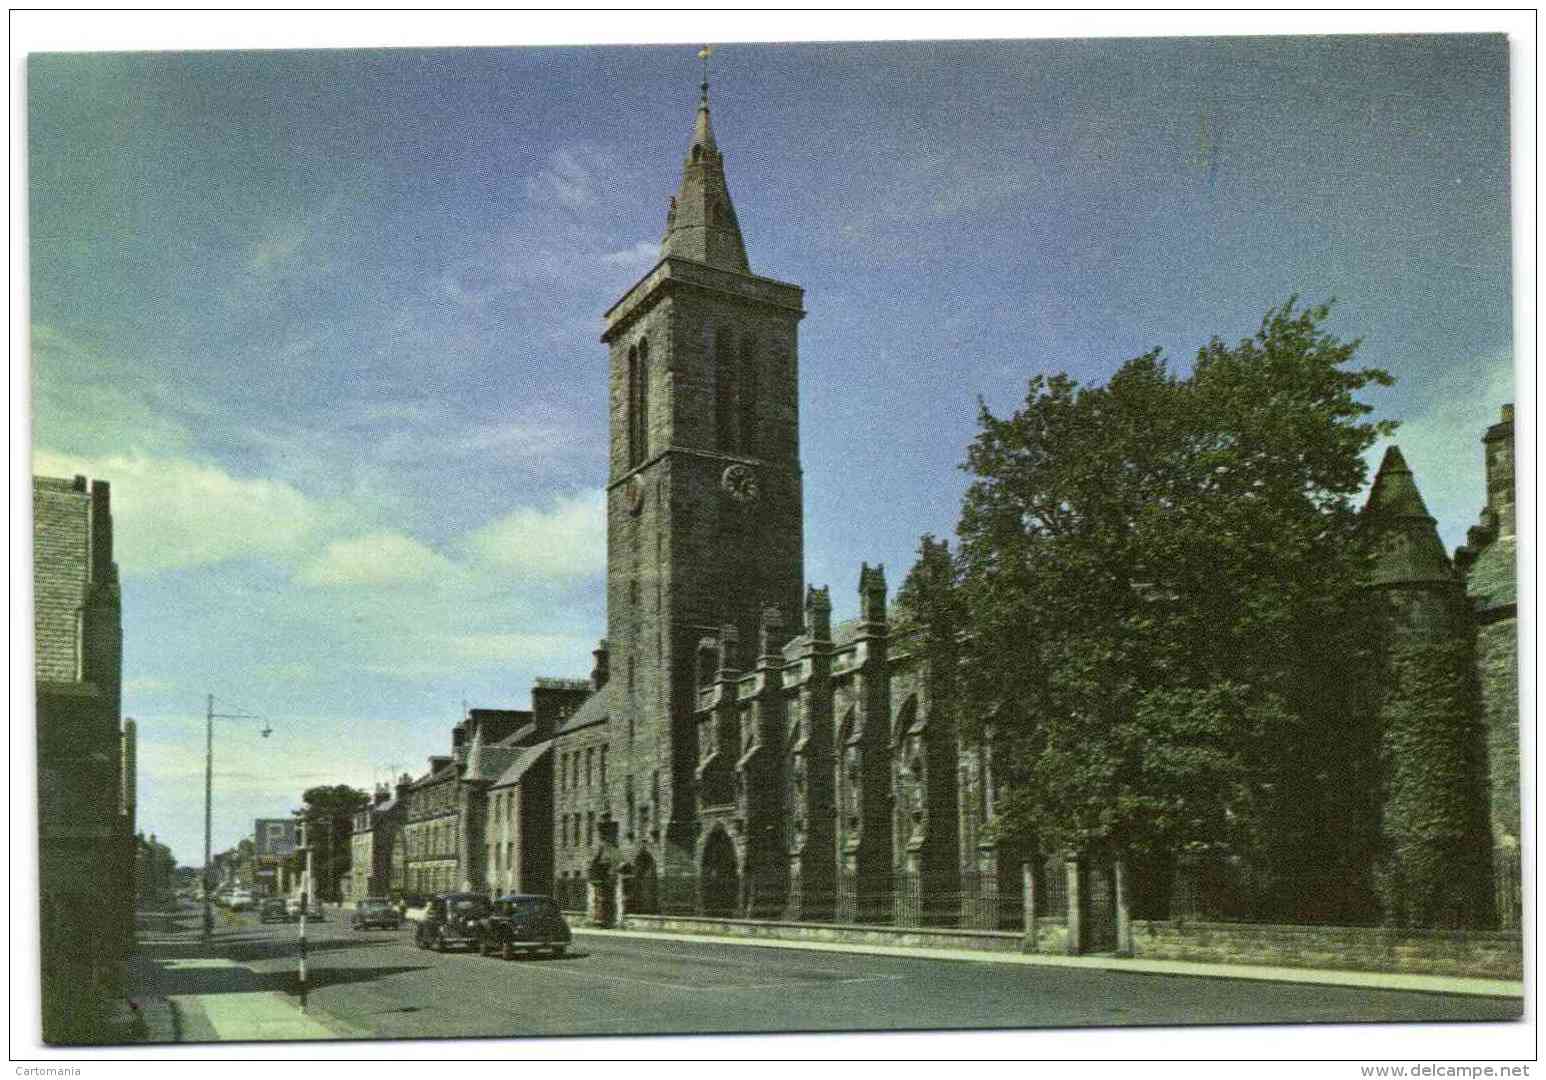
31;450;330;575
358;630;593;678
295;531;457;588
1366;346;1515;549
249;225;306;275
30;324;196;458
526;147;610;212
601;240;660;274
464;490;606;579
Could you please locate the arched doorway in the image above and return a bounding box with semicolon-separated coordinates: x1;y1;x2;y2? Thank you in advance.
702;829;739;917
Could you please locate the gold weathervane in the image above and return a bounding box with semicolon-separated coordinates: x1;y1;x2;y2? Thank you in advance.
698;45;714;101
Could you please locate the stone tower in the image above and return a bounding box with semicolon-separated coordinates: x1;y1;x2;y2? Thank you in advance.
1364;445;1492;927
600;80;806;877
1457;404;1519;926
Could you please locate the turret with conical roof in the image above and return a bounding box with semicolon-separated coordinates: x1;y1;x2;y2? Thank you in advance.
1363;444;1464;641
659;81;750;274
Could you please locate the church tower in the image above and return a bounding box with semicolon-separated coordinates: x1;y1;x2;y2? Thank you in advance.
601;73;805;877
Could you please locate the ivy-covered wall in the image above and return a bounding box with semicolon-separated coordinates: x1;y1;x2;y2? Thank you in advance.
1375;639;1494;928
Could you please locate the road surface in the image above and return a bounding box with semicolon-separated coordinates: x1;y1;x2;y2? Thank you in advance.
138;909;1521;1042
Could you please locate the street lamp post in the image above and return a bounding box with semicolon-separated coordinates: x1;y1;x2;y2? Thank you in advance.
202;694;271;941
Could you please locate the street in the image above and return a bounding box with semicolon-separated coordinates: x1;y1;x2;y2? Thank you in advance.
130;909;1521;1042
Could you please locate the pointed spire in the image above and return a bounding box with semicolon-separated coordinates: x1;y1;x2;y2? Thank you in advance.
1365;445;1433;519
660;48;750;274
1364;445;1454;588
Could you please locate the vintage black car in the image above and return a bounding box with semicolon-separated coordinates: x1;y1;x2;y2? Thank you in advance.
475;894;572;960
352;897;401;931
414;892;491;951
258;897;289;923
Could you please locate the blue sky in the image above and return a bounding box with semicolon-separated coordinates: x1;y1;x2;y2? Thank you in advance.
23;24;1521;869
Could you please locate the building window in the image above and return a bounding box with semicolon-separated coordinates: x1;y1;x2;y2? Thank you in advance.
586;748;594;788
739;333;758;455
585;812;594;847
626;345;642;468
714;326;736;452
600;746;608;790
637;338;649;464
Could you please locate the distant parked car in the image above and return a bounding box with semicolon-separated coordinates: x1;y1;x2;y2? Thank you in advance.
414;893;490;952
227;890;255;912
287;896;324;921
352;897;401;931
475;894;572;960
259;898;289;923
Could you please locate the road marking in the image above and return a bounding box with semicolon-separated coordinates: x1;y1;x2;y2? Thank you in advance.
526;963;906;994
162;958;242;970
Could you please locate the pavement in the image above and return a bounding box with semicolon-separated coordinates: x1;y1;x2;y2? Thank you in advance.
128;906;364;1043
123;908;1522;1043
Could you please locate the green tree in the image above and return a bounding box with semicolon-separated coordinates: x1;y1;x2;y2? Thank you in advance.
895;533;965;717
954;300;1394;920
292;784;368;902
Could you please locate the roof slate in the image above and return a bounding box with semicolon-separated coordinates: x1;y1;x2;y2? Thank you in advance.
555;686;608;736
491;741;553;789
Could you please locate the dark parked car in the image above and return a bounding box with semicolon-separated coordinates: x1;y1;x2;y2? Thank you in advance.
476;894;572;960
414;893;491;952
352;897;401;931
259;897;289;923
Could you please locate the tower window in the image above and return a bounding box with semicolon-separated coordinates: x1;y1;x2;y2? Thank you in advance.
739;333;758;456
637;338;650;462
715;327;736;452
627;341;649;468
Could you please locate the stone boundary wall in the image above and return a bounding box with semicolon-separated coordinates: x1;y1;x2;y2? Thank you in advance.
1131;920;1523;980
616;913;1520;979
620;913;1025;954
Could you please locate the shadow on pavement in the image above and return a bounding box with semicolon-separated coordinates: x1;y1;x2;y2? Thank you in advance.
142;958;432;998
223;935;411;963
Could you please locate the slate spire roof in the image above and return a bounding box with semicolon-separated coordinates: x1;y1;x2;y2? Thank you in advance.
660;76;750;274
1364;445;1455;588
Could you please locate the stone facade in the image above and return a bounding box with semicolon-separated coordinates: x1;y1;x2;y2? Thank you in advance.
402;756;460;895
537;89;1004;923
376;85;1517;950
34;474;134;1043
1355;420;1519;931
350;783;407;900
1455;404;1520;928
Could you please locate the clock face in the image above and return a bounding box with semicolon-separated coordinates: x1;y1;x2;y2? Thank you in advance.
721;464;759;503
624;476;645;515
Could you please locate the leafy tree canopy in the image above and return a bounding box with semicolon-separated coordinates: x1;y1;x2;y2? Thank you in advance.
950;299;1395;864
292;784;369;898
